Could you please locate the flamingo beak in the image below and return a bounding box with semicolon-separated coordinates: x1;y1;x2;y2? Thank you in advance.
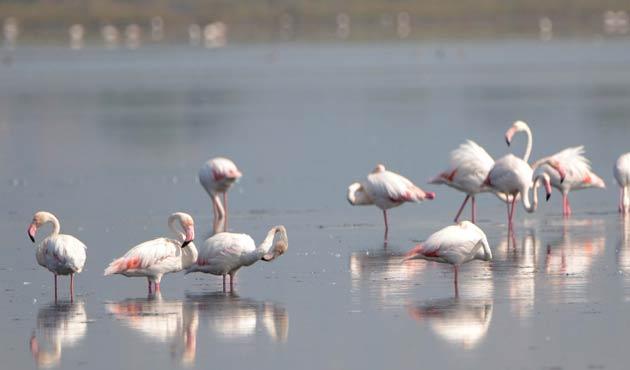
28;224;36;243
505;127;516;146
403;244;423;262
182;225;195;248
425;192;436;200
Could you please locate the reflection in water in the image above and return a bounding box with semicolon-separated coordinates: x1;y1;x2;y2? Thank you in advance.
29;302;88;368
106;294;198;366
616;217;630;300
185;292;289;343
407;298;493;349
349;249;425;308
544;220;606;303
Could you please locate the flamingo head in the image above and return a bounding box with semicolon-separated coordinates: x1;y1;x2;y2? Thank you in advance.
424;191;436;200
169;212;195;248
262;225;288;262
542;174;553;201
546;159;566;183
372;164;386;173
403;244;424;262
505;120;529;146
27;211;53;243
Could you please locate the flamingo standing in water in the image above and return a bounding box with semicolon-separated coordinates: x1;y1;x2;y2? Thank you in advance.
186;225;288;292
199;157;242;234
532;146;605;216
348;164;435;243
403;221;492;296
485;121;564;230
614;153;630;214
104;212;197;293
430;140;510;223
27;211;87;302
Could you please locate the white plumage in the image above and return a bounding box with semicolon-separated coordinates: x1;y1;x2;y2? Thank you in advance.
28;211;87;302
187;225;288;291
614;152;630;213
104;212;198;293
199;157;242;234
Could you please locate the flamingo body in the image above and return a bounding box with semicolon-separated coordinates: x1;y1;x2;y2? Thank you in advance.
199;157;242;234
430;140;495;195
614;152;630;213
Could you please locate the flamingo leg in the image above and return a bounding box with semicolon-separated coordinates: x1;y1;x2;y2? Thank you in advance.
453;195;470;223
222;275;226;292
566;195;572;216
223;192;228;231
148;279;153;294
623;186;628;214
453;266;459;298
53;274;58;302
383;210;389;244
471;196;477;224
562;193;568;216
620;187;624;213
155;282;161;293
509;194;517;231
229;272;235;292
211;197;218;231
70;274;74;302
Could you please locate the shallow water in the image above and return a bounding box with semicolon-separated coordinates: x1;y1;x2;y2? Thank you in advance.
1;40;630;369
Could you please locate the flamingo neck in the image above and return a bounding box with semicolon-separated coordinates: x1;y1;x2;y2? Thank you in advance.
44;214;61;236
523;174;546;213
212;194;225;234
257;227;278;255
522;125;533;163
168;215;185;242
347;182;372;205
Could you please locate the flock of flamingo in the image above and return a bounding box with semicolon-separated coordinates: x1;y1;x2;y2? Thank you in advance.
26;120;630;300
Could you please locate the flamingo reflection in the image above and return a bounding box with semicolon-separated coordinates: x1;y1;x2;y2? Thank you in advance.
29;301;88;368
616;217;630;300
407;298;493;349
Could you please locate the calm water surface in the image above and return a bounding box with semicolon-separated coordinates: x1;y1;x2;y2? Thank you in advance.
1;40;630;369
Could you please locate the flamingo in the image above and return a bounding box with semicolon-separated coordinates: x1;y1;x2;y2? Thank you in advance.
485;121;565;229
186;225;288;292
532;146;605;216
27;211;87;302
348;164;435;243
199;157;242;234
430;140;511;223
403;221;492;296
614;153;630;214
104;212;197;294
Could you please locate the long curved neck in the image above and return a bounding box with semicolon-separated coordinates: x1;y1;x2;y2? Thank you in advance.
45;214;61;236
257;227;278;255
521;125;533;163
522;175;544;213
212;194;225;234
347;183;372;205
168;216;185;242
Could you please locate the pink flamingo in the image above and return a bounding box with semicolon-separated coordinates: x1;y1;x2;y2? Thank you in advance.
27;211;87;302
532;146;605;216
348;164;435;243
104;212;197;294
403;221;492;296
199;157;242;234
430;140;509;223
615;153;630;214
186;225;288;292
485;121;564;230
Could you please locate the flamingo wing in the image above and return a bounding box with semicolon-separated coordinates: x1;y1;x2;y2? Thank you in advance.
423;222;490;264
104;238;181;275
41;235;87;274
193;233;256;272
366;171;426;203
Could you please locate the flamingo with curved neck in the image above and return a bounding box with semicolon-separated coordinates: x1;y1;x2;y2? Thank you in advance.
199;157;242;234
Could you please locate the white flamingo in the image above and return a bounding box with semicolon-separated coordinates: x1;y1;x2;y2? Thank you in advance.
430;140;510;223
199;157;242;234
403;221;492;295
104;212;197;293
27;211;87;302
348;164;435;243
614;153;630;214
485;121;563;229
186;225;288;291
533;146;605;216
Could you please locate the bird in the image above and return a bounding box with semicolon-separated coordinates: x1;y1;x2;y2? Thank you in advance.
614;152;630;214
403;221;492;296
27;211;87;302
186;225;288;292
199;157;242;234
485;121;564;230
430;139;509;223
348;164;435;244
532;146;605;216
104;212;198;294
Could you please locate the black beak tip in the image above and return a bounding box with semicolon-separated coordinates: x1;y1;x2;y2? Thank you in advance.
560;177;565;184
546;193;551;202
505;138;511;146
28;233;35;243
182;240;192;248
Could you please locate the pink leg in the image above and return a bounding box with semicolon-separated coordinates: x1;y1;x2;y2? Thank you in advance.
620;188;624;213
222;275;226;292
566;195;572;216
471;196;477;224
70;274;74;302
229;273;235;292
54;274;58;302
223;192;228;231
453;195;470;223
383;210;389;244
453;266;459;297
509;195;517;231
562;194;568;216
155;282;161;293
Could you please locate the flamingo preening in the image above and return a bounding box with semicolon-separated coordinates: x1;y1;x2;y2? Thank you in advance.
27;211;87;302
186;225;288;291
485;121;564;230
403;221;492;296
532;146;605;216
104;212;197;293
199;157;242;234
614;152;630;214
348;164;435;244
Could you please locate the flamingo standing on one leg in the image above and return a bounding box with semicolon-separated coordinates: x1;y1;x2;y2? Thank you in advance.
532;146;605;216
430;139;511;223
485;121;565;230
186;225;288;292
403;221;492;296
199;157;242;234
27;211;87;302
104;212;197;294
615;153;630;214
348;164;435;244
